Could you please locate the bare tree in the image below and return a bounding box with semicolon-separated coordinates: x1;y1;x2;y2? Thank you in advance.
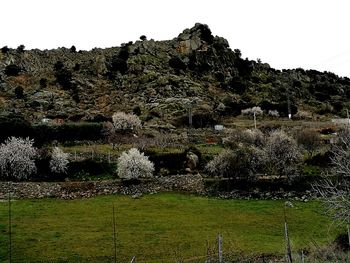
0;137;37;180
314;131;350;224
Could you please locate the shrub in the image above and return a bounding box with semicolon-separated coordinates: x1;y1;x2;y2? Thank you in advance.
50;147;69;174
70;45;76;53
146;149;186;173
263;130;302;179
14;86;24;99
0;114;33;143
241;106;263;116
169;56;186;72
206;148;257;179
268;110;279;117
223;128;265;148
1;46;9;53
117;148;154;180
112;112;141;131
39;78;48;88
110;56;128;74
17;45;25;53
0;137;37;180
68;160;115;179
5;64;21;76
32;123;103;145
296;128;321;155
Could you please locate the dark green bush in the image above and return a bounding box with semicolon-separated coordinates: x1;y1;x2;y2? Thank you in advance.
68;160;115;178
1;46;9;53
145;149;186;173
169;56;186;72
5;64;21;76
0;114;33;143
14;86;24;98
334;232;350;251
33;123;104;144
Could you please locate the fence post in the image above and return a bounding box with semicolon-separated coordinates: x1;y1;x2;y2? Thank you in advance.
206;238;210;262
112;204;117;263
8;181;12;263
218;235;223;263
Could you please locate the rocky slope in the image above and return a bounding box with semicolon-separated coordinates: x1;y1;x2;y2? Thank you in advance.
1;23;350;126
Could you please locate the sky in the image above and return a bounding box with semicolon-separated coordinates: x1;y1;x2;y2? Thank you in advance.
1;0;350;77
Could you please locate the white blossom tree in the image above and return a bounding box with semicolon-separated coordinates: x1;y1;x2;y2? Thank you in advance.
103;112;142;149
241;106;263;116
0;137;37;180
117;148;154;180
263;130;302;179
50;147;69;174
112;112;142;131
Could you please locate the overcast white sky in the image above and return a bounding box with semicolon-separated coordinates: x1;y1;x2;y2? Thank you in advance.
1;0;350;77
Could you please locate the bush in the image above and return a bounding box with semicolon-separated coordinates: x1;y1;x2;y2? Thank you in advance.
117;148;154;180
14;86;24;99
68;160;115;179
32;123;103;145
0;137;37;180
5;64;21;76
206;147;258;179
50;147;69;174
1;46;9;53
0;114;33;143
146;149;186;173
223;128;265;148
296;128;321;155
169;57;187;72
241;106;263;116
112;112;141;131
39;78;48;88
263;130;302;179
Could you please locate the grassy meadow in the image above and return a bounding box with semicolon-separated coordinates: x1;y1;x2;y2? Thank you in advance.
0;193;340;262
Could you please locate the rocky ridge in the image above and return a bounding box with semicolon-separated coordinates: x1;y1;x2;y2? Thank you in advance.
1;23;350;125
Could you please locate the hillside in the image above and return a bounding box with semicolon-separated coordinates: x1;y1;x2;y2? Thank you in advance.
1;23;350;126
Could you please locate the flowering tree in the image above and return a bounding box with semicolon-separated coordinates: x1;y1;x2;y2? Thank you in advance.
112;112;142;131
0;137;37;180
50;147;69;174
241;106;263;116
263;130;301;179
103;112;142;149
117;148;154;180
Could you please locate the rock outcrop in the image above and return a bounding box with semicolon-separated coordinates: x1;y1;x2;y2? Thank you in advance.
1;23;350;124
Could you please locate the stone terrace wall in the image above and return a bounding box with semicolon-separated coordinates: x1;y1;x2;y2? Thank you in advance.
0;174;204;200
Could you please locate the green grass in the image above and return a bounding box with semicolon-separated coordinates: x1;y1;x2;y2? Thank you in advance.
0;194;339;262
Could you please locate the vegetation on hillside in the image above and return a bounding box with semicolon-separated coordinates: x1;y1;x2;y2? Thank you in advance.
1;23;350;126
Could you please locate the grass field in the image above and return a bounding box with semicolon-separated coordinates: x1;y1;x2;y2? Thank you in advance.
0;193;340;262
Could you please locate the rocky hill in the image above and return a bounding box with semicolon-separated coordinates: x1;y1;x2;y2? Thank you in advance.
1;23;350;127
